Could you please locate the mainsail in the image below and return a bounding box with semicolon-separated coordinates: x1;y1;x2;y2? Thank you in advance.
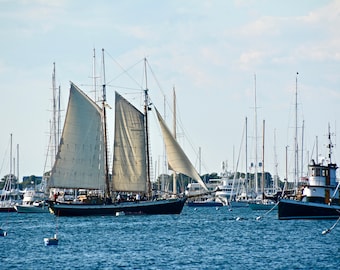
49;82;106;190
112;92;147;192
155;108;208;191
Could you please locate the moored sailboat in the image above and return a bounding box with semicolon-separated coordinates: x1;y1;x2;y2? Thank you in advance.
48;57;207;216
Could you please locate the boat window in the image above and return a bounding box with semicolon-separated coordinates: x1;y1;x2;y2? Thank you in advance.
315;168;321;176
311;168;315;176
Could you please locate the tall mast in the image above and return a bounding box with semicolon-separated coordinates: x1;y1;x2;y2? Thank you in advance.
294;72;299;192
327;123;333;163
17;144;19;184
52;62;57;158
273;129;278;191
93;48;97;102
254;74;258;194
101;48;110;198
172;86;177;195
261;120;265;200
301;120;305;177
10;134;13;190
245;117;248;195
144;58;151;199
57;85;61;147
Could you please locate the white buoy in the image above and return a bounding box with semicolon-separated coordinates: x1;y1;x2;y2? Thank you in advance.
322;229;330;235
44;234;59;246
116;211;125;216
0;229;7;237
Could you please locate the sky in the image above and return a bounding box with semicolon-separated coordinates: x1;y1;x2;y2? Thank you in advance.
1;0;340;183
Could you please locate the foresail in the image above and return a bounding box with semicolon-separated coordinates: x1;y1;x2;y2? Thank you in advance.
49;82;106;190
112;92;147;192
155;108;208;191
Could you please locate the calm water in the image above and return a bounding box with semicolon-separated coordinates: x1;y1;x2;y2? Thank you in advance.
0;206;339;270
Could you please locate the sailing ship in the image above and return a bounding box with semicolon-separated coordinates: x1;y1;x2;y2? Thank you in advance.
48;60;207;216
278;126;340;219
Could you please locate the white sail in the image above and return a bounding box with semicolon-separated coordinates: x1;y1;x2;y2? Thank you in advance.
112;92;147;192
49;82;106;190
155;108;208;191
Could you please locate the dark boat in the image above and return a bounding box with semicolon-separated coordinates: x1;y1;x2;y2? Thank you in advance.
49;197;187;216
278;127;340;220
48;57;208;217
187;200;223;208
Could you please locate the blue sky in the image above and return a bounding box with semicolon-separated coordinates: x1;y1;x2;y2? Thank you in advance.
1;0;339;183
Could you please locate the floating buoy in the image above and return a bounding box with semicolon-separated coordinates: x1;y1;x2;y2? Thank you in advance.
115;211;125;216
44;234;58;246
0;229;7;237
215;207;219;210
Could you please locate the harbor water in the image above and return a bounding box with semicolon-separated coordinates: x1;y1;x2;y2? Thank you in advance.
0;206;339;270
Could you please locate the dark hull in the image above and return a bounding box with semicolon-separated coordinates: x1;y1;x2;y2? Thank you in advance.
278;199;340;220
49;197;187;216
0;207;16;212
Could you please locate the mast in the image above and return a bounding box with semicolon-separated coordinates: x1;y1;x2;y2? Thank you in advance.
262;120;265;200
17;144;19;184
327;123;333;163
144;58;152;199
52;63;57;159
93;48;97;102
294;72;299;192
57;85;61;148
273;129;278;191
245;117;248;197
301;120;305;178
254;74;258;194
9;134;13;191
172;86;177;195
101;48;111;198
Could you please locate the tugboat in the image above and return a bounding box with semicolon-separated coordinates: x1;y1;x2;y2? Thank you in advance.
278;126;340;220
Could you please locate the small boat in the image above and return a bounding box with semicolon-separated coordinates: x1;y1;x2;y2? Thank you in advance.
185;180;225;207
278;126;340;220
44;234;58;246
15;189;49;213
15;201;49;213
48;56;208;216
187;200;223;207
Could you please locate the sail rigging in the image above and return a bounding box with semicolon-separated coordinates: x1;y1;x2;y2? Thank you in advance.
155;108;208;192
112;92;147;192
49;83;106;190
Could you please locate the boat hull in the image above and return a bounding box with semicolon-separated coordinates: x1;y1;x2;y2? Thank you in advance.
15;204;49;213
278;199;340;220
49;197;187;216
0;206;16;212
